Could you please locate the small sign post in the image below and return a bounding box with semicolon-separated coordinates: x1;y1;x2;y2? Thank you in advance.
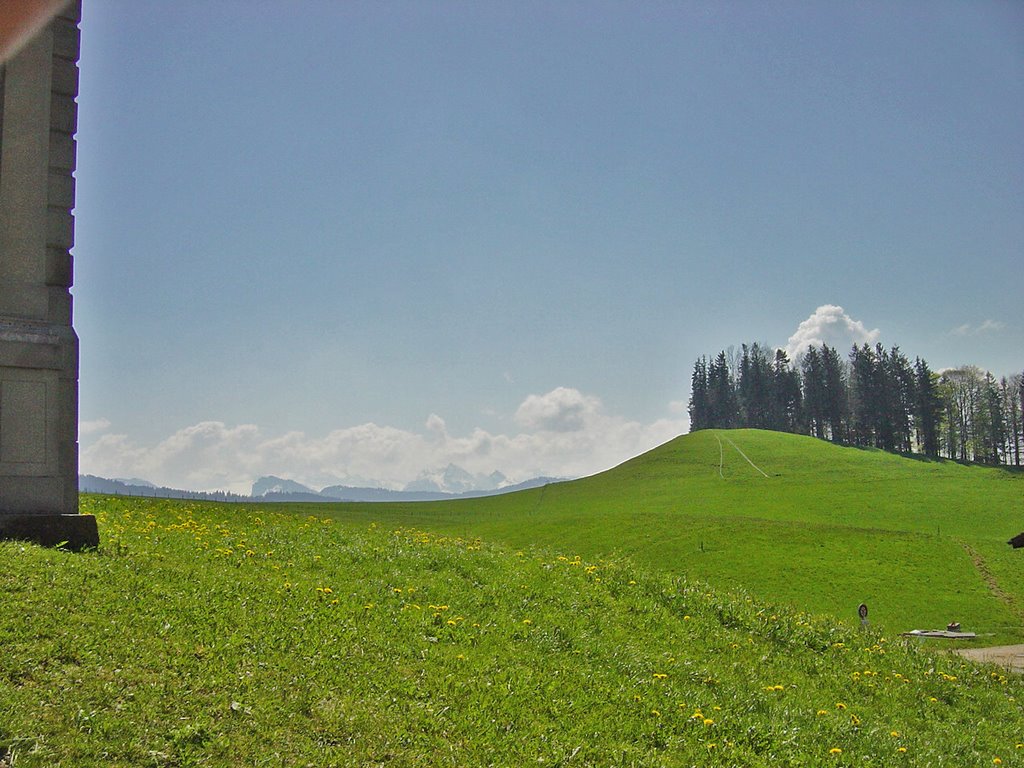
858;603;869;631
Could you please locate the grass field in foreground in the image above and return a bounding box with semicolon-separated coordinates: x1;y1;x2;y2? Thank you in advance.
294;430;1024;645
2;496;1022;767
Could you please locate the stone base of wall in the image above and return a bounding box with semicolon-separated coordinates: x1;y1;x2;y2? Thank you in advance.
0;513;98;550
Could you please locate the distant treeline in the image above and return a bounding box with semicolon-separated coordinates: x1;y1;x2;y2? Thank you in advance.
688;343;1023;466
79;475;251;503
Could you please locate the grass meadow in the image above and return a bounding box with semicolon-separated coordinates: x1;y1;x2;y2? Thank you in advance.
2;429;1023;766
313;430;1024;644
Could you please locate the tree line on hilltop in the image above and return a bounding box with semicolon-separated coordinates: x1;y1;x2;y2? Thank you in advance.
688;342;1023;466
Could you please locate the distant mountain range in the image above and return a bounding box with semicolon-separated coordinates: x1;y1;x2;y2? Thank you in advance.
80;465;562;504
79;475;251;502
251;465;559;502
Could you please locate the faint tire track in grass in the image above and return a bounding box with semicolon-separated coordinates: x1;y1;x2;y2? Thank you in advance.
723;435;770;478
959;540;1024;622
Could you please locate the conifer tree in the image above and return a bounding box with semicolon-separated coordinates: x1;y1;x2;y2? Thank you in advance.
980;372;1005;464
1001;374;1023;466
849;344;878;447
738;343;772;428
708;351;738;428
913;357;942;457
821;345;848;443
886;346;916;453
801;346;827;439
771;349;802;432
688;357;710;431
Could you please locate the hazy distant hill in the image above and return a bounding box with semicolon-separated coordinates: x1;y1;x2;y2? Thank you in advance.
79;475;249;502
80;471;562;503
316;476;559;503
250;476;318;497
403;464;508;495
244;463;560;502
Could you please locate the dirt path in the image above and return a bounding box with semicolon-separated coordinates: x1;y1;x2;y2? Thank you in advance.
947;543;1024;671
959;541;1023;619
954;644;1024;672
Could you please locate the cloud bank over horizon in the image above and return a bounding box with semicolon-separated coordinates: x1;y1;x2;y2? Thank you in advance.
79;306;884;493
80;387;689;494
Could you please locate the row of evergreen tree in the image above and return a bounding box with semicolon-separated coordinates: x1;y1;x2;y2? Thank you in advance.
688;342;1023;466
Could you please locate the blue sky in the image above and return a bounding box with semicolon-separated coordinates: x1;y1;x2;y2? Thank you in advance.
72;1;1023;492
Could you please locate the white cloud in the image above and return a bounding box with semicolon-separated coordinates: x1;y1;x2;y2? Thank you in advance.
425;413;447;436
951;319;1005;337
78;417;112;436
514;386;601;432
80;388;689;495
785;305;880;361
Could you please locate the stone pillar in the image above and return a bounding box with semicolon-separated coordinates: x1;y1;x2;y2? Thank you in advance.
0;1;97;549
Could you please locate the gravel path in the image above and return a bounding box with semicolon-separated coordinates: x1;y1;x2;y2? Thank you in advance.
954;644;1024;672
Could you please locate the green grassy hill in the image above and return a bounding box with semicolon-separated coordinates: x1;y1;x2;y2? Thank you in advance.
298;429;1024;644
4;429;1024;765
3;495;1022;766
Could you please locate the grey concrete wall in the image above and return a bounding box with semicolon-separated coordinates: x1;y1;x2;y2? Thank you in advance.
0;2;80;516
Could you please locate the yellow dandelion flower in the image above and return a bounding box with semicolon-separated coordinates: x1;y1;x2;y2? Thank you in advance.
890;731;899;738
817;709;829;716
835;702;846;710
651;709;661;717
703;718;714;726
993;759;1002;765
897;747;907;754
653;673;668;680
829;748;842;755
522;618;533;625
